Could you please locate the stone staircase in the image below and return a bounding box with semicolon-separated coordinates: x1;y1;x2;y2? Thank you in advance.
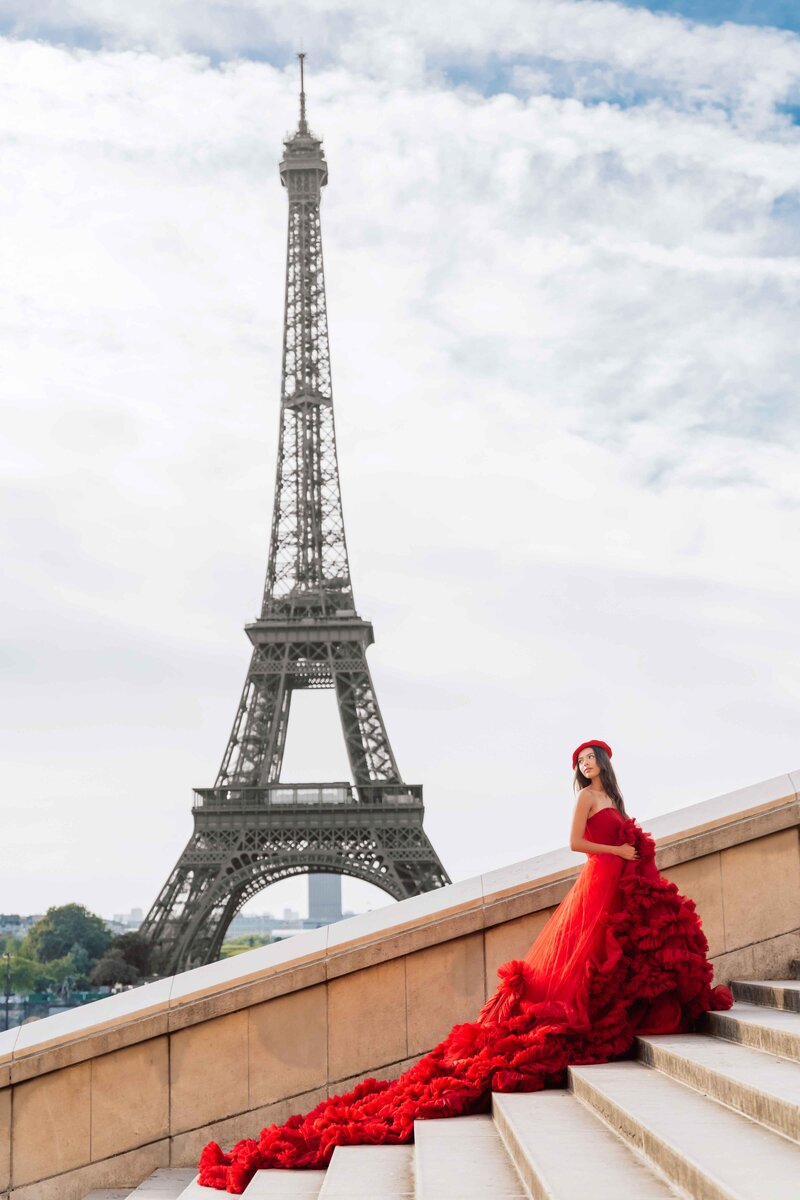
82;977;800;1200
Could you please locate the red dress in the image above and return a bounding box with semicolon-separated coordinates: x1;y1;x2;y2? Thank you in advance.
198;806;733;1193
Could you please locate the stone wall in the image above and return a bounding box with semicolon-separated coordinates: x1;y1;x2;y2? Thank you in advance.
1;771;798;1199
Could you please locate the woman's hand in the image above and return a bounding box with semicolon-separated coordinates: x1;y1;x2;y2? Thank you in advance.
616;843;639;861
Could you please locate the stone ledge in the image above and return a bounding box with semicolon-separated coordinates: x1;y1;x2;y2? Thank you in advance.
10;1011;169;1086
655;798;800;871
6;770;798;1084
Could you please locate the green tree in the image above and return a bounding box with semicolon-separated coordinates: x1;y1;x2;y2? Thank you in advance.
0;932;23;956
24;904;111;965
111;932;152;977
68;943;92;983
6;954;43;993
90;950;139;987
44;953;81;988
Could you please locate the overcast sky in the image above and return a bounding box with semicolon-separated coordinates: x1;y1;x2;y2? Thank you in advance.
1;0;799;924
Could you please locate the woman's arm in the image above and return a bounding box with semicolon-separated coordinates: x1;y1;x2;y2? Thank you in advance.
569;790;635;858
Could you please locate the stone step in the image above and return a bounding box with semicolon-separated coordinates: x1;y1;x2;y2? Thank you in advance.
174;1177;214;1198
243;1169;327;1196
414;1113;527;1199
570;1060;800;1200
82;1191;132;1199
637;1031;800;1143
130;1170;198;1197
731;979;800;1012
706;1001;800;1063
317;1145;413;1196
493;1090;682;1198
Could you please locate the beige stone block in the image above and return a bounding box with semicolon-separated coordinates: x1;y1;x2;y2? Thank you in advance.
326;878;484;958
170;1009;248;1134
646;774;796;845
9;1137;168;1200
326;909;485;981
482;878;573;931
0;1088;9;1193
709;941;755;986
662;852;724;958
406;934;485;1057
0;1028;19;1081
720;828;800;952
13;978;172;1061
169;928;329;1008
169;1088;327;1166
12;1060;91;1186
748;928;800;979
11;1012;168;1085
482;851;581;905
330;1053;425;1097
249;984;327;1108
656;800;800;872
91;1037;169;1161
711;927;800;984
168;960;327;1032
483;910;555;996
328;957;406;1083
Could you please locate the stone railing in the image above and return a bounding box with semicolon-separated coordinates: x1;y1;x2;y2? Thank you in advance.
1;770;798;1199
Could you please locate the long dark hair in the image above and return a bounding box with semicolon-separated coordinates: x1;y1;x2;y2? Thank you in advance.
573;744;628;817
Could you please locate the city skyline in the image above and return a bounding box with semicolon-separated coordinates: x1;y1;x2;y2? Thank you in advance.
2;1;799;921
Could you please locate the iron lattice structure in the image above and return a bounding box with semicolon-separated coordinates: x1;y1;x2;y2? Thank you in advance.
140;59;450;973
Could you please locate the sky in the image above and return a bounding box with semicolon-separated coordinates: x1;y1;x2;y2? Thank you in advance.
1;0;799;924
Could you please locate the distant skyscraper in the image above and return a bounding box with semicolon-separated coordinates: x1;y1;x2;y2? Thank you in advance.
308;874;343;924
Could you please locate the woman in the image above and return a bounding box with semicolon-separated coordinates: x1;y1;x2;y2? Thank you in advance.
199;740;733;1193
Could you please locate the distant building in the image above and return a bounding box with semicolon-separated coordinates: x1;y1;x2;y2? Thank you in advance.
226;912;276;937
110;907;143;930
0;914;42;937
224;889;355;946
308;874;343;924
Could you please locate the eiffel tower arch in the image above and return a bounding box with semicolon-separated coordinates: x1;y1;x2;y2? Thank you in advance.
140;57;450;974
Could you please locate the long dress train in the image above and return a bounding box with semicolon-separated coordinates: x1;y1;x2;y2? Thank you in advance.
198;806;733;1193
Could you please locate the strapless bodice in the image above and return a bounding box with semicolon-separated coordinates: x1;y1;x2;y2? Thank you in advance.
584;805;625;845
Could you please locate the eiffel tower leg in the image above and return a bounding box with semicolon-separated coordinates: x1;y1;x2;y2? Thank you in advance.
333;643;400;783
138;839;220;972
216;665;292;787
169;874;245;969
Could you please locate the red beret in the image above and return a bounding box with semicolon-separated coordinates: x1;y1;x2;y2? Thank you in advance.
572;740;613;770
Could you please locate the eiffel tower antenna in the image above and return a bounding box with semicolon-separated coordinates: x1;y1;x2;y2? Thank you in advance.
140;57;451;973
297;50;308;134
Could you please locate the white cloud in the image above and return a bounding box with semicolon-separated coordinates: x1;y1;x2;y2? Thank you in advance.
6;0;800;114
0;12;798;920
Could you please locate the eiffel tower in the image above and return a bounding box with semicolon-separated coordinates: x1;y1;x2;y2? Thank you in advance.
140;56;450;974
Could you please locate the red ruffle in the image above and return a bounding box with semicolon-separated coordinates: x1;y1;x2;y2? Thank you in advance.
198;816;733;1192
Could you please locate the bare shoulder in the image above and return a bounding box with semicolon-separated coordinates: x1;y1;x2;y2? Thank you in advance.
574;787;593;810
